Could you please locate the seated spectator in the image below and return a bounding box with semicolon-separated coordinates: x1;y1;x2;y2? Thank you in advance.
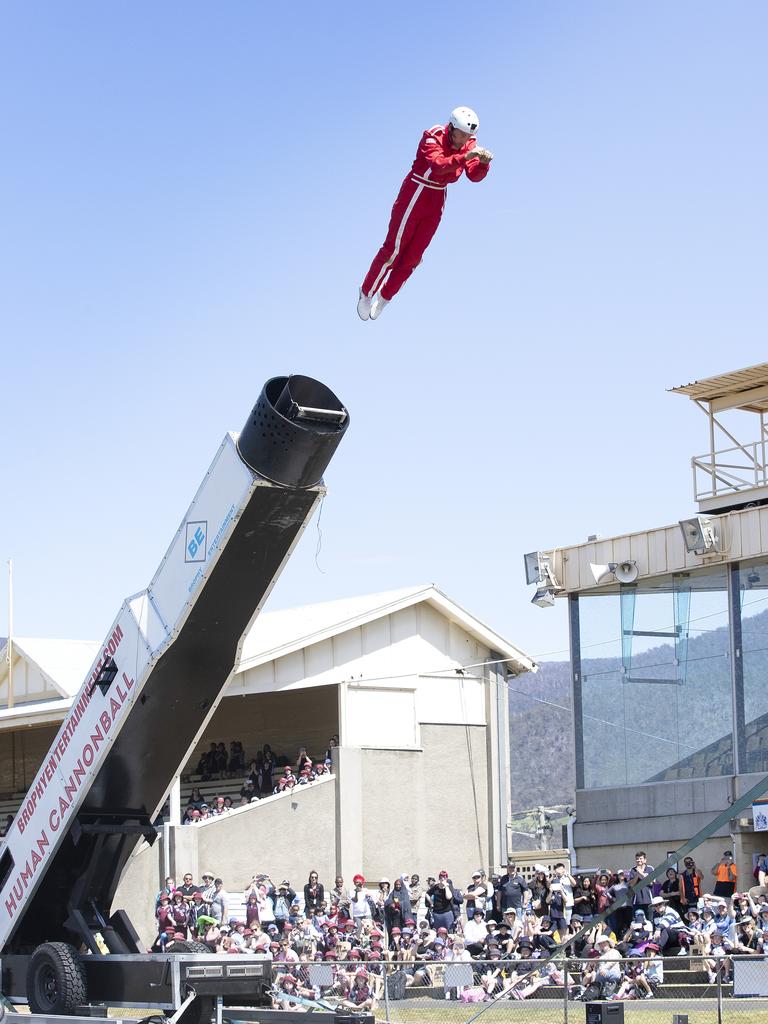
187;786;204;808
732;916;762;954
619;910;653;956
240;778;258;803
578;934;621;1000
274;766;296;794
463;908;488;955
704;930;733;984
649;895;690;953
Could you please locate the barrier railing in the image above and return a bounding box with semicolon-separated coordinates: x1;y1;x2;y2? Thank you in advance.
265;955;768;1023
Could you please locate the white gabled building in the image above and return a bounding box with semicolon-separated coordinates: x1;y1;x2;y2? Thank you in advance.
0;585;534;942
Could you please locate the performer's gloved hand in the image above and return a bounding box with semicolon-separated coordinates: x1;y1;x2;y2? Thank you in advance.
477;148;494;164
466;148;484;161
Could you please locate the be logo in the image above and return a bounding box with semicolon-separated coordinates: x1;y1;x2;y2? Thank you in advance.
185;521;208;563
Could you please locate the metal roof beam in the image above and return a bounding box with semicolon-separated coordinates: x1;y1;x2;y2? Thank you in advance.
709;383;768;413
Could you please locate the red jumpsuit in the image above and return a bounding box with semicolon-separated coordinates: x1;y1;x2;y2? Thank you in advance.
361;124;489;301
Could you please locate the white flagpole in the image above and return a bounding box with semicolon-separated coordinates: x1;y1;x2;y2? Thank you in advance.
7;559;13;709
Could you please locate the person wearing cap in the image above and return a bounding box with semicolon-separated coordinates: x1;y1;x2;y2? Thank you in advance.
732;915;762;955
209;878;229;925
496;862;530;919
649;895;691;954
703;928;734;985
155;893;175;939
618;909;653;957
199;872;216;904
532;914;560;954
463;907;488;955
340;969;373;1012
272;972;314;1010
170;889;190;937
713;899;736;940
465;870;489;920
579;934;622;1000
712;850;738;898
269;879;297;933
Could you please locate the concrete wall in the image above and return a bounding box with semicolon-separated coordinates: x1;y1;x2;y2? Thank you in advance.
113;779;337;947
195;777;337;889
360;724;490;881
183;685;338;772
573;776;735;876
112;833;166;950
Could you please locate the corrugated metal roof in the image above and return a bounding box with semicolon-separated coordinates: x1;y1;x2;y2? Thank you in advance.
670;363;768;410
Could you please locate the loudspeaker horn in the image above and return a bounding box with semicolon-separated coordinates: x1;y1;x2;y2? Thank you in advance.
614;560;639;584
590;562;615;584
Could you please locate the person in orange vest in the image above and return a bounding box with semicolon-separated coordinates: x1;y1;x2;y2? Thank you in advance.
712;850;738;898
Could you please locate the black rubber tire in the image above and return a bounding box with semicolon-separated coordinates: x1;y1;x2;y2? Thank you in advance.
171;995;214;1024
27;941;87;1015
166;940;211;953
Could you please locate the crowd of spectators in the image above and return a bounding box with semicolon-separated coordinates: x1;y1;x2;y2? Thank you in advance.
183;740;337;824
153;850;768;1004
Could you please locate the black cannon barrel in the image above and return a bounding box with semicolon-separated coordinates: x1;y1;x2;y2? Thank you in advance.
237;375;349;488
4;375;348;954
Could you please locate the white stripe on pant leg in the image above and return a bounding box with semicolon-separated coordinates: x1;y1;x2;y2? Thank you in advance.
368;183;425;297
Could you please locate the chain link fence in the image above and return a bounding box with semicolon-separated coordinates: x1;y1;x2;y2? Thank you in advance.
266;956;768;1023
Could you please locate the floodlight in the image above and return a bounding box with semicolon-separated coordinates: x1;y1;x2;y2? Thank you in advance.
679;515;719;554
524;551;549;585
531;584;556;608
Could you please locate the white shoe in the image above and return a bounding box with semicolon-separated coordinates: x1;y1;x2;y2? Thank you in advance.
370;295;389;320
357;289;373;321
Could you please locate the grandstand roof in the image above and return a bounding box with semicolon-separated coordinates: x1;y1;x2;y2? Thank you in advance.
1;637;101;698
237;584;535;676
0;585;534;728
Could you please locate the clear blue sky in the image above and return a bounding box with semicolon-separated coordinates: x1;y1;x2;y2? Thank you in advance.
2;1;767;665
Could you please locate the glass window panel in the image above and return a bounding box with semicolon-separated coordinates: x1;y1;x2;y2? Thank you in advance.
577;566;732;788
739;558;768;774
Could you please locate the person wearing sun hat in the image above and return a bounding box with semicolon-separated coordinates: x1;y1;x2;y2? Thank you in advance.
349;874;373;929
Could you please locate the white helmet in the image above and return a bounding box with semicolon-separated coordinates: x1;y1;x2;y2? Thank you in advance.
450;106;479;134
